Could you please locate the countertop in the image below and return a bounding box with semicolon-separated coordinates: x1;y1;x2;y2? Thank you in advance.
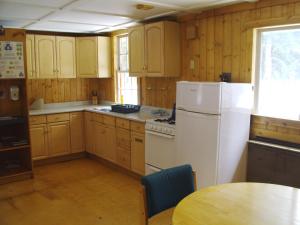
29;101;170;123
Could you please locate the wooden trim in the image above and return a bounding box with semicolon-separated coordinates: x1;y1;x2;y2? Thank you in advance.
178;0;300;22
87;153;141;179
33;152;86;167
0;171;33;185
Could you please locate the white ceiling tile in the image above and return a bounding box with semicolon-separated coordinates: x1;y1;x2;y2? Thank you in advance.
0;19;34;28
50;10;132;26
72;0;173;19
27;21;107;33
1;0;74;8
0;2;53;20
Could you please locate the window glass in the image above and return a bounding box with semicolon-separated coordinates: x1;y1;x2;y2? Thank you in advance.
116;36;139;105
256;27;300;120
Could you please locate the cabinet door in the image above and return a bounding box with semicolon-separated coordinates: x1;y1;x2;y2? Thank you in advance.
47;121;71;156
30;124;48;160
70;112;84;153
103;125;117;162
145;22;164;76
56;36;76;78
35;35;57;79
128;26;145;76
98;37;111;78
76;37;98;78
131;132;145;175
84;112;95;153
26;34;36;79
94;122;106;158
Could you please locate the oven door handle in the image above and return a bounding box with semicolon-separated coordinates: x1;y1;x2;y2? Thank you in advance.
146;130;175;139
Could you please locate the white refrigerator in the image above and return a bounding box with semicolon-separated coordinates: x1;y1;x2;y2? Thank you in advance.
176;81;253;189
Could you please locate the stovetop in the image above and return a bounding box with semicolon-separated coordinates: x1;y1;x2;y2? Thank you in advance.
154;118;175;125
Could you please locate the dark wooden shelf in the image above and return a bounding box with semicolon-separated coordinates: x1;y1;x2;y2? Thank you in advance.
0;145;30;153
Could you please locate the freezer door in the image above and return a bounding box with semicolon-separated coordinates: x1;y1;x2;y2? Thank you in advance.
176;109;220;189
176;81;222;114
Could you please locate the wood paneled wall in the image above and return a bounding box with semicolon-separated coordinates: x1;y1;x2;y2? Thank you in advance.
142;0;300;108
251;115;300;144
27;78;113;104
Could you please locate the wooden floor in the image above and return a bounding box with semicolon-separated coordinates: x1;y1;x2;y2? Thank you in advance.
0;158;142;225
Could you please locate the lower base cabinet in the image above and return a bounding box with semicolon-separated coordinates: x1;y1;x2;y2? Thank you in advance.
30;124;48;159
47;121;71;156
30;112;146;176
30;112;84;160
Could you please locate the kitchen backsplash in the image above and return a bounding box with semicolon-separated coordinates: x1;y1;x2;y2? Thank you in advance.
27;78;114;104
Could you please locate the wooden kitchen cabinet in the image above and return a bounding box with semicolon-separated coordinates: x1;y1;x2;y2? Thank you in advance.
116;128;131;169
70;112;85;153
26;34;36;79
128;21;180;77
94;122;116;162
94;122;106;158
84;112;94;153
56;36;76;78
128;26;145;77
103;125;117;162
76;36;111;78
35;35;57;79
131;132;145;175
47;121;71;156
30;124;48;160
33;35;76;79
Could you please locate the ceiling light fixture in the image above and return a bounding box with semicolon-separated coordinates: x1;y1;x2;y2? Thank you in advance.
136;4;154;10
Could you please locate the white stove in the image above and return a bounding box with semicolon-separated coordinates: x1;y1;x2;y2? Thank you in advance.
145;118;176;136
145;118;176;175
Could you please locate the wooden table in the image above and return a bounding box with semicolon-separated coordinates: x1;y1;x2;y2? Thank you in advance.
173;183;300;225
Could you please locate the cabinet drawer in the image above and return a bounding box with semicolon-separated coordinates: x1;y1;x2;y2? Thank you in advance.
47;113;70;123
116;118;130;130
130;121;145;133
116;128;131;150
30;115;46;125
117;147;131;169
103;115;115;126
94;113;103;123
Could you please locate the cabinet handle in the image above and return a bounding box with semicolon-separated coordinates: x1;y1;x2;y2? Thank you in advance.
135;138;143;143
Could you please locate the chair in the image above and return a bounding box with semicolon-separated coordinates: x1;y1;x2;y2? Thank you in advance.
140;165;196;225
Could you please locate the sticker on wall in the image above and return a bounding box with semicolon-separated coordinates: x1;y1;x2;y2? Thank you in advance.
0;41;25;78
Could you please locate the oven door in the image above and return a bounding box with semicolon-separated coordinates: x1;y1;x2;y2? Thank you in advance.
145;130;176;171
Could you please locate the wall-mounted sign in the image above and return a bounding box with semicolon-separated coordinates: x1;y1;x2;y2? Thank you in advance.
0;41;25;78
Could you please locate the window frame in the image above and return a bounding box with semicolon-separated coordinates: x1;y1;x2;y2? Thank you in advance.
254;25;300;120
115;34;141;104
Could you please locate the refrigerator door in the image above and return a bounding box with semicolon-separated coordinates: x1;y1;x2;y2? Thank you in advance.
176;81;222;114
176;109;220;189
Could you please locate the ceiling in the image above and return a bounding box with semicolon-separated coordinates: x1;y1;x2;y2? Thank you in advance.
0;0;256;33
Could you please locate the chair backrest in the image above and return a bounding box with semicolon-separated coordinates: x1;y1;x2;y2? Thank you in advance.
141;164;195;219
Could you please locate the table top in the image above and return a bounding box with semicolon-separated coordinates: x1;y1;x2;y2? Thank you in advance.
173;183;300;225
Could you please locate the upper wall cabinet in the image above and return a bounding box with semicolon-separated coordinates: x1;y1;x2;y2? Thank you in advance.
128;21;180;77
35;35;57;79
26;35;76;79
76;36;111;78
56;36;76;78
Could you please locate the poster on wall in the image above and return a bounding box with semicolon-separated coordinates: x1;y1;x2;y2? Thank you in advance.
0;41;25;78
